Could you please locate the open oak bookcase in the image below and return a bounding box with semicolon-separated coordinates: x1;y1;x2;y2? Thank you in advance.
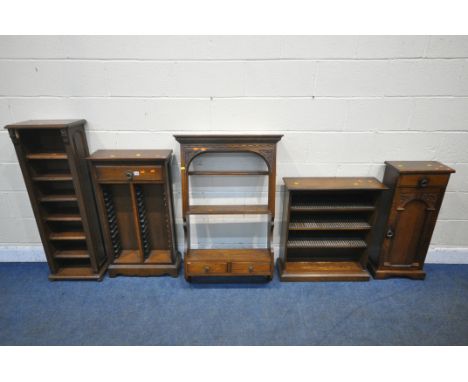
5;120;107;280
278;177;387;281
174;135;282;281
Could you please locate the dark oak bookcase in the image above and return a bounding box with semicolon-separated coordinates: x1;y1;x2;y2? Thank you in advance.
174;135;282;281
5;120;107;280
278;177;387;281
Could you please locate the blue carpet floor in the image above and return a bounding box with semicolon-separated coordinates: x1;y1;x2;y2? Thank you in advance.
1;263;467;345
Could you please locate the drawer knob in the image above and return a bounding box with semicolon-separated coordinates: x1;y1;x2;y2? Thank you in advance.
204;265;210;273
125;171;133;180
418;177;429;188
248;265;254;273
386;228;394;239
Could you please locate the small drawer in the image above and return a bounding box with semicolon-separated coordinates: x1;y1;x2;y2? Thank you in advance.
398;174;449;188
231;262;271;275
187;262;227;275
95;165;163;182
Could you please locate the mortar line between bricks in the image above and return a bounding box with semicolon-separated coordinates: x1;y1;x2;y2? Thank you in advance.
3;95;468;100
1;57;468;62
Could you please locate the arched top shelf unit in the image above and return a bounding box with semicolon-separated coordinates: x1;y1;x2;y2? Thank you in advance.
174;135;282;216
173;134;283;281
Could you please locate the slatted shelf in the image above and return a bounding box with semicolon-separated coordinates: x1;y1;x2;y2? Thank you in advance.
290;202;375;212
289;218;371;231
287;238;367;249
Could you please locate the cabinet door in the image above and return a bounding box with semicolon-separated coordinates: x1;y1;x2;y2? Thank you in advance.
382;188;441;268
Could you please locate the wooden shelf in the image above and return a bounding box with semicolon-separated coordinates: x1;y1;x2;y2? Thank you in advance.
188;170;269;176
54;250;90;260
287;238;367;249
44;213;82;222
32;173;73;182
187;204;270;215
289;219;371;231
39;194;78;202
290;202;375;212
49;266;105;281
278;260;370;282
49;231;87;241
26;152;68;160
187;248;271;262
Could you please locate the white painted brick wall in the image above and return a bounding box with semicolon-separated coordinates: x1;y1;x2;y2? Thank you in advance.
0;35;467;262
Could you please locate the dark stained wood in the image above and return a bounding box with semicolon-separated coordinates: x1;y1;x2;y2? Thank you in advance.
49;265;107;281
38;194;78;202
44;213;82;222
49;231;87;241
368;161;455;280
397;174;449;188
278;177;387;282
26;152;68;160
89;149;172;161
54;250;90;260
5;119;86;129
185;249;273;277
173;134;283;144
174;135;282;281
88;150;181;277
5;119;107;281
385;161;455;174
284;177;387;191
278;261;370;282
187;248;271;261
32;173;73;181
95;165;163;182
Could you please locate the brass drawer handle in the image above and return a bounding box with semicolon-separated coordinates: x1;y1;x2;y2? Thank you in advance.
248;265;254;273
125;171;133;181
204;265;210;273
418;177;429;188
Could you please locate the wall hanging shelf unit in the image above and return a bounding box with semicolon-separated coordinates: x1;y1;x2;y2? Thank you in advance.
368;161;455;279
88;150;181;277
278;177;387;282
174;135;283;281
5;120;107;280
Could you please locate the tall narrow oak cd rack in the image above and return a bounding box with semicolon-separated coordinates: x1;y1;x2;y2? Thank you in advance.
174;135;283;281
5;120;107;280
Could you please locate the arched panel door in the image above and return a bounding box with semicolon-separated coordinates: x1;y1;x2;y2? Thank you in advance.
383;188;439;267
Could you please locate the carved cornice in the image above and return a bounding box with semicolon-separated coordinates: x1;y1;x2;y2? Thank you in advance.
181;142;276;169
